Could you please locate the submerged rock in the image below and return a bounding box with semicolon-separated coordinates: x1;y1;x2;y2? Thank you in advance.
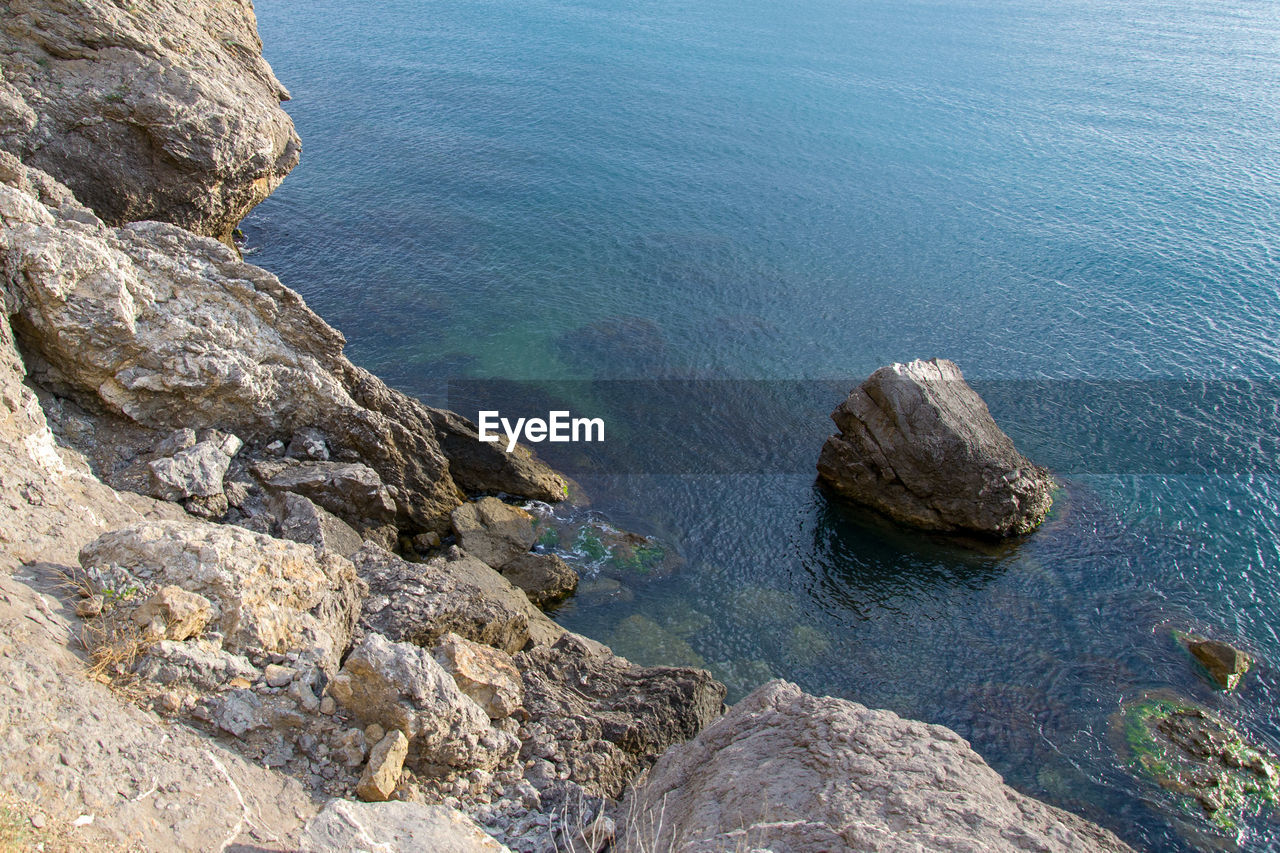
0;0;299;241
621;680;1134;853
817;358;1054;536
1117;693;1279;831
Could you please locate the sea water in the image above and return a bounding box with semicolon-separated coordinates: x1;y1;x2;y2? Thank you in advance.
246;0;1280;848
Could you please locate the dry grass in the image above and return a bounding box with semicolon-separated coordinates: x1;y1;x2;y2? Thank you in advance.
57;566;151;693
0;792;98;853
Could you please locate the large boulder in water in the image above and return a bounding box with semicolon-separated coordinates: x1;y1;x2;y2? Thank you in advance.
619;680;1135;853
817;358;1053;536
0;0;300;242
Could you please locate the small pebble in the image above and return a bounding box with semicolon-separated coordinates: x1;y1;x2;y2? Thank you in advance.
29;813;46;829
319;696;336;715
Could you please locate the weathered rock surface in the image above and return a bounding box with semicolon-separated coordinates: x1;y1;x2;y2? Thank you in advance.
356;544;564;655
817;358;1054;536
275;492;364;558
621;680;1133;853
134;638;260;691
131;584;214;641
501;552;578;608
356;730;410;803
451;498;538;569
434;632;524;721
0;569;320;850
515;633;726;799
147;438;236;500
79;519;363;669
0;0;300;241
303;799;511;853
257;460;397;528
329;633;518;777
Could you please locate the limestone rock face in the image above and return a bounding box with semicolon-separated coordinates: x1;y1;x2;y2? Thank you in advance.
451;498;538;569
147;439;234;500
79;519;363;670
131;585;214;641
433;632;524;721
329;633;518;776
515;633;726;799
303;799;511;853
0;154;461;532
502;552;578;608
817;358;1054;536
0;0;300;241
355;544;564;655
620;680;1133;853
257;460;397;528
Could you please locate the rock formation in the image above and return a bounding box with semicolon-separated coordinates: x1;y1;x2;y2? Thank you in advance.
818;358;1054;536
620;680;1135;853
0;0;300;241
0;150;564;534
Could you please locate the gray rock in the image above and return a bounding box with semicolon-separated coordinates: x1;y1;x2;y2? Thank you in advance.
1184;635;1252;691
355;544;564;655
501;553;578;608
0;0;299;241
515;633;726;799
619;680;1133;853
258;460;396;527
302;799;511;853
287;427;330;461
147;440;232;500
79;519;364;670
451;498;538;569
328;633;519;776
276;492;365;558
134;639;260;691
153;428;196;457
817;358;1054;536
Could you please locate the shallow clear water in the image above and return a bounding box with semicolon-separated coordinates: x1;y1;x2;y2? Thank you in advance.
247;0;1280;849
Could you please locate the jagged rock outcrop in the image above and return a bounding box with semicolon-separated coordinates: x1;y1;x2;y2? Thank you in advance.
426;406;567;503
0;0;300;241
515;633;726;799
620;680;1134;853
817;358;1054;536
79;518;363;670
355;544;565;654
0;152;562;533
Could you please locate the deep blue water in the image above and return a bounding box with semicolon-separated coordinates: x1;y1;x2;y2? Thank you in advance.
246;1;1280;849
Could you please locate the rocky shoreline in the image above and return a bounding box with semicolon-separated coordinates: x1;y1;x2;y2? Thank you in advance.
0;2;1141;851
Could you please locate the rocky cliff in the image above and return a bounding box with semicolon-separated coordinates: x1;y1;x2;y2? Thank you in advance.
0;2;1140;852
0;0;299;242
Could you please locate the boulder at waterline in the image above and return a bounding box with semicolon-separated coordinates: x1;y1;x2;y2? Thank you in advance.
620;680;1134;853
451;497;538;569
817;358;1054;536
501;552;579;608
1179;633;1252;691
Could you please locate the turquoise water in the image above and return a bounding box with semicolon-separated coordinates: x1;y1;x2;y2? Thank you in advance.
247;0;1280;849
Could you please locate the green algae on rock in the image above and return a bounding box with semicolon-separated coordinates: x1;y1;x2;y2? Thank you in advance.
1117;694;1280;832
